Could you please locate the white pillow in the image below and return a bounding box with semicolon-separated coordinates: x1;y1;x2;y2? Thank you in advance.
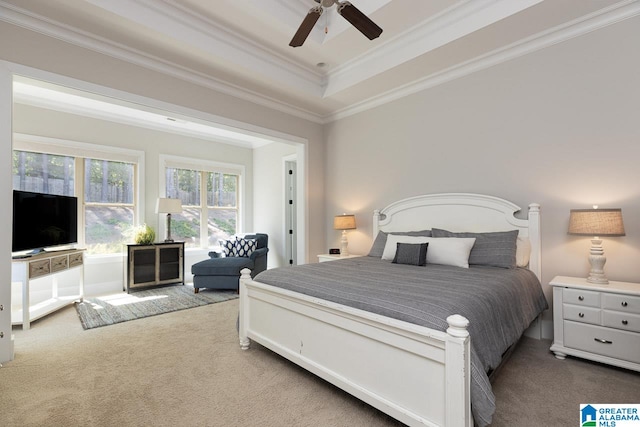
382;235;477;268
422;237;476;268
516;236;531;268
381;235;430;261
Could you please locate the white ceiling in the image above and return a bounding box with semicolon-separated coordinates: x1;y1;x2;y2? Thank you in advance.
2;0;639;124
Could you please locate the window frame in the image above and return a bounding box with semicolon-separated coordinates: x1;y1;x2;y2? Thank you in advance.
160;154;245;249
13;133;145;255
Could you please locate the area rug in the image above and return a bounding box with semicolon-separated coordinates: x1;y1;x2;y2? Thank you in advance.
75;285;238;330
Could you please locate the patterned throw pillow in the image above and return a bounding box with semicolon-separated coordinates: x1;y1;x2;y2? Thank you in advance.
392;242;428;266
234;238;257;258
219;238;236;257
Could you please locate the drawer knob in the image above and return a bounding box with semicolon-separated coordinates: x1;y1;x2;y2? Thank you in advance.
621;301;628;307
622;320;628;325
578;296;584;301
579;312;584;318
594;338;613;344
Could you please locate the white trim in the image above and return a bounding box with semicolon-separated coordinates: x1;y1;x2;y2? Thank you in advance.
326;0;640;122
13;133;144;164
323;0;542;97
160;154;245;177
0;61;14;363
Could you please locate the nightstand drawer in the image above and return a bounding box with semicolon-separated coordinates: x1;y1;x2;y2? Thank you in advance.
564;321;640;364
603;293;640;315
603;310;640;333
563;304;600;325
563;288;600;307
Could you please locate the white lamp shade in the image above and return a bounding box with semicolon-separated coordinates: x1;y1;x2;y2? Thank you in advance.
156;198;183;214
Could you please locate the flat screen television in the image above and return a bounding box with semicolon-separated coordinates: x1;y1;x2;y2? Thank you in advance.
12;190;78;254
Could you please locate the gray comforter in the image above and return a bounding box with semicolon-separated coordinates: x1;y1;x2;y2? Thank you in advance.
254;256;548;426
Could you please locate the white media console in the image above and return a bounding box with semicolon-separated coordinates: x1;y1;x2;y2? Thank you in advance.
11;248;85;329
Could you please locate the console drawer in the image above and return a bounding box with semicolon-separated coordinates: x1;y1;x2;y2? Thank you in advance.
564;321;640;364
563;304;600;325
563;288;599;307
603;293;640;315
29;259;50;278
68;252;83;268
51;255;69;272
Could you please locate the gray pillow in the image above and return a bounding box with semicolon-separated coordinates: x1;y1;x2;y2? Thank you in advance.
431;228;518;269
367;230;432;257
392;242;428;266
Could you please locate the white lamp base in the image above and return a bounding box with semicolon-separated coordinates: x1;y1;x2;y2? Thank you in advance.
340;230;349;257
586;238;608;284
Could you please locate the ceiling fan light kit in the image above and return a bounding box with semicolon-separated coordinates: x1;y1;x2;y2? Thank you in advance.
289;0;383;47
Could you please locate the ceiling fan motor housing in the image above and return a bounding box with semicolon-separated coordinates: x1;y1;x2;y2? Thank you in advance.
315;0;338;7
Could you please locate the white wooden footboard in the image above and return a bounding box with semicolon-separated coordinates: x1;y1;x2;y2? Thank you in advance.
239;269;471;427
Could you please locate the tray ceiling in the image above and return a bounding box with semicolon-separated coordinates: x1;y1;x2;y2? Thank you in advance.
2;0;637;123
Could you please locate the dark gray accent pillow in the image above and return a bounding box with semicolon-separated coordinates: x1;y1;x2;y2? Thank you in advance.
392;242;428;266
367;230;432;257
431;228;518;269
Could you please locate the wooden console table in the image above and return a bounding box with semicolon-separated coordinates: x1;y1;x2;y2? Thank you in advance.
11;248;85;330
126;242;184;292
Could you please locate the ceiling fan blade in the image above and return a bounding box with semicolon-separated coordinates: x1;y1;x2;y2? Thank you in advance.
337;1;383;40
289;6;323;47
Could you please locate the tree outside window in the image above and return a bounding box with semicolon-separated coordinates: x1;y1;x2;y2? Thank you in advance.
166;167;238;248
84;159;135;254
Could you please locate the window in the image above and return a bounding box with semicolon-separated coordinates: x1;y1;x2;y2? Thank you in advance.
164;162;241;248
12;151;75;196
12;135;142;255
83;159;135;254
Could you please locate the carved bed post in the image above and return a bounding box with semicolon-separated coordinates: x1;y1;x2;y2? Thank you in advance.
239;268;252;350
528;203;542;282
445;314;471;427
372;209;381;238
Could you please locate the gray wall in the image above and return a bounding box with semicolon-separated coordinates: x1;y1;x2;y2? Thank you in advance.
324;16;640;336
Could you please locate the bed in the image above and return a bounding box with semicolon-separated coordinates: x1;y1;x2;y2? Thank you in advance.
238;193;547;426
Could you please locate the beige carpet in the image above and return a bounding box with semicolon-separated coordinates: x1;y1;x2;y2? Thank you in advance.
1;299;639;426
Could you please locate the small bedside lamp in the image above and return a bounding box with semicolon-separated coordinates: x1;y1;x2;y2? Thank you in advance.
568;206;625;284
156;198;183;243
334;214;356;257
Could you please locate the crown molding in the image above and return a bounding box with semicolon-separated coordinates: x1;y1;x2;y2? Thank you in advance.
323;0;542;98
88;0;323;94
323;0;640;122
0;1;325;124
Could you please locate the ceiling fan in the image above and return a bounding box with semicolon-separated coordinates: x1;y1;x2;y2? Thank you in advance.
289;0;383;47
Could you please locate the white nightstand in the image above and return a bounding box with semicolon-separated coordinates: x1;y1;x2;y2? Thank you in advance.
317;254;361;263
549;275;640;372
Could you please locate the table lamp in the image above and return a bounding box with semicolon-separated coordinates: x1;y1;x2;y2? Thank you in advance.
568;206;625;284
156;198;183;242
334;214;356;256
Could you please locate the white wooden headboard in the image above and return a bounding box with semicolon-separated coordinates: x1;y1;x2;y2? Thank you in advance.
373;193;541;280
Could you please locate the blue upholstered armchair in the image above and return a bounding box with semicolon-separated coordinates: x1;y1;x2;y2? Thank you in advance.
191;233;268;293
